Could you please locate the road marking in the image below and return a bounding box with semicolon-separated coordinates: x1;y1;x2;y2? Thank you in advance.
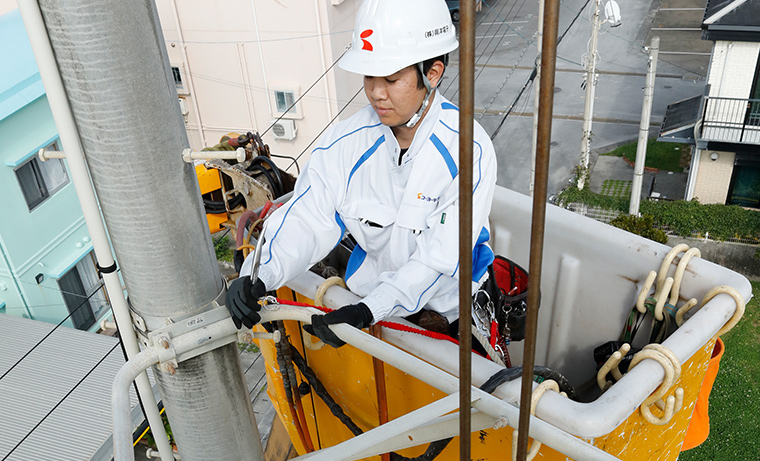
658;51;712;55
476;34;518;39
651;27;702;31
479;20;529;25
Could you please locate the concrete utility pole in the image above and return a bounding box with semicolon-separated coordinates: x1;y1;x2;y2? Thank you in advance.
35;1;263;460
578;0;602;190
629;36;660;216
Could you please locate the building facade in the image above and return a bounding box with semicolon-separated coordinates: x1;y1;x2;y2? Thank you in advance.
155;0;365;172
659;0;760;209
0;9;107;331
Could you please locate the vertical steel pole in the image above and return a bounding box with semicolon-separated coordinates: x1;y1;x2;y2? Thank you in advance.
35;1;263;460
516;0;560;459
459;0;475;459
629;36;660;216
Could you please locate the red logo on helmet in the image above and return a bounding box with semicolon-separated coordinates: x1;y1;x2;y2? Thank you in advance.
360;29;374;51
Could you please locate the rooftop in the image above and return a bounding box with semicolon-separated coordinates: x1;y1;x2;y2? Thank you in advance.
702;0;760;42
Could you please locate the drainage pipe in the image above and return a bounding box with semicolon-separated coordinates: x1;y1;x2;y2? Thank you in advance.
16;2;172;459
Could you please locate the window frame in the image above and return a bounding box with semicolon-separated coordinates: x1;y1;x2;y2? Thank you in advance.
13;140;69;212
272;88;302;119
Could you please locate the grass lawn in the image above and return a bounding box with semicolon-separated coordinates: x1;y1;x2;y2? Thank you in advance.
680;281;760;460
601;139;688;172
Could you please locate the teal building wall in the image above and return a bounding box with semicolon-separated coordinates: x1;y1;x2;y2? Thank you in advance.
0;9;107;331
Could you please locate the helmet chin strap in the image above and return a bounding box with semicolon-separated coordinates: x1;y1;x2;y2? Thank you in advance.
404;62;435;128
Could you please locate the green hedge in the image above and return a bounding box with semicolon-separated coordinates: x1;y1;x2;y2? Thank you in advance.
558;186;760;242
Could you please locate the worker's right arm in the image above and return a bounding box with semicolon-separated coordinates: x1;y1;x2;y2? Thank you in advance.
239;152;344;292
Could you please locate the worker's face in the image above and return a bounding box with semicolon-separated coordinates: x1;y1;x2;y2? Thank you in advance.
364;66;427;127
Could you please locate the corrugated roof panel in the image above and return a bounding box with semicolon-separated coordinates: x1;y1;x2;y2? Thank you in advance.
0;315;145;460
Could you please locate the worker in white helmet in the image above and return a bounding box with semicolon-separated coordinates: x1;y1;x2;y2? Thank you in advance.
227;0;497;347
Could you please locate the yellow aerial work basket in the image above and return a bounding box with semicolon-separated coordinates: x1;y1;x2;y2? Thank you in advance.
251;186;750;461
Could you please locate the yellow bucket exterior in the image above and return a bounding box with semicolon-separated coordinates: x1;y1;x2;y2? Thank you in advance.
255;288;716;460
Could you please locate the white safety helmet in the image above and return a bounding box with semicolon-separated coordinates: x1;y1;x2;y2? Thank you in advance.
339;0;459;78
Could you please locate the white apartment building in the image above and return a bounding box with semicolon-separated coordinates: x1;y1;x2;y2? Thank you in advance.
156;0;366;172
659;0;760;209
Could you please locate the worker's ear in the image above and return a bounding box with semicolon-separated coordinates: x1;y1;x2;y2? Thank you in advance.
426;60;445;88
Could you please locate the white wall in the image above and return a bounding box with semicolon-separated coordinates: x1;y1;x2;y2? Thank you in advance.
0;0;16;16
706;41;760;98
155;0;365;173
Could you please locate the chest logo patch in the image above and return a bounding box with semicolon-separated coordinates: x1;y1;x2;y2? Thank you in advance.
417;193;439;203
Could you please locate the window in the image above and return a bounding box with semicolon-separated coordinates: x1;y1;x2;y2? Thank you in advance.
727;163;760;209
171;66;184;89
274;90;297;115
57;252;107;331
14;140;69;211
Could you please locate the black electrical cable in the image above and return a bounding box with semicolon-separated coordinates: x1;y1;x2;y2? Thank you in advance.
287;87;364;173
490;0;593;139
2;342;120;460
249;156;285;196
270;153;300;174
288;341;575;460
203;193;245;214
247;164;283;198
0;282;107;383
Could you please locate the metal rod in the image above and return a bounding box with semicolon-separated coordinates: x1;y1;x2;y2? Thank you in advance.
370;324;391;461
458;0;476;459
516;0;560;459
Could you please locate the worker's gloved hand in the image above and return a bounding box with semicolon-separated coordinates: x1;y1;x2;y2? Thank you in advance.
226;276;267;329
304;303;374;348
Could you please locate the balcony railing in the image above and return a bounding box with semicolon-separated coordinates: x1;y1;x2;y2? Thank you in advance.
701;97;760;145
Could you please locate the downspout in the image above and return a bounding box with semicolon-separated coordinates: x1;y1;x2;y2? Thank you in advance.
0;240;33;319
250;0;274;115
314;0;334;120
169;0;207;147
16;2;173;459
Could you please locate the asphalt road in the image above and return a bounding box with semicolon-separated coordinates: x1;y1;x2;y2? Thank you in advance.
440;0;709;197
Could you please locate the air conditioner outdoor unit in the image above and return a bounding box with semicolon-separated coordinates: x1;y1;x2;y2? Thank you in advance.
271;119;297;141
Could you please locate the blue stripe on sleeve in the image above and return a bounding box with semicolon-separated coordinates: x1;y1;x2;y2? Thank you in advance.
414;273;443;311
312;122;383;152
440;120;484;193
347;135;385;192
429;134;458;179
441;102;459;111
333;212;346;249
263;185;311;265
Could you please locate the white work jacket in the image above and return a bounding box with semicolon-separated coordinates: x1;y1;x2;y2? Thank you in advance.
242;92;497;322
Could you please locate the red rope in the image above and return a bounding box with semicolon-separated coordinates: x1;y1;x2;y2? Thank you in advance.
274;297;461;346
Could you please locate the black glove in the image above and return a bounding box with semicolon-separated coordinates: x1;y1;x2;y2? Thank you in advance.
226;276;266;329
304;302;373;348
